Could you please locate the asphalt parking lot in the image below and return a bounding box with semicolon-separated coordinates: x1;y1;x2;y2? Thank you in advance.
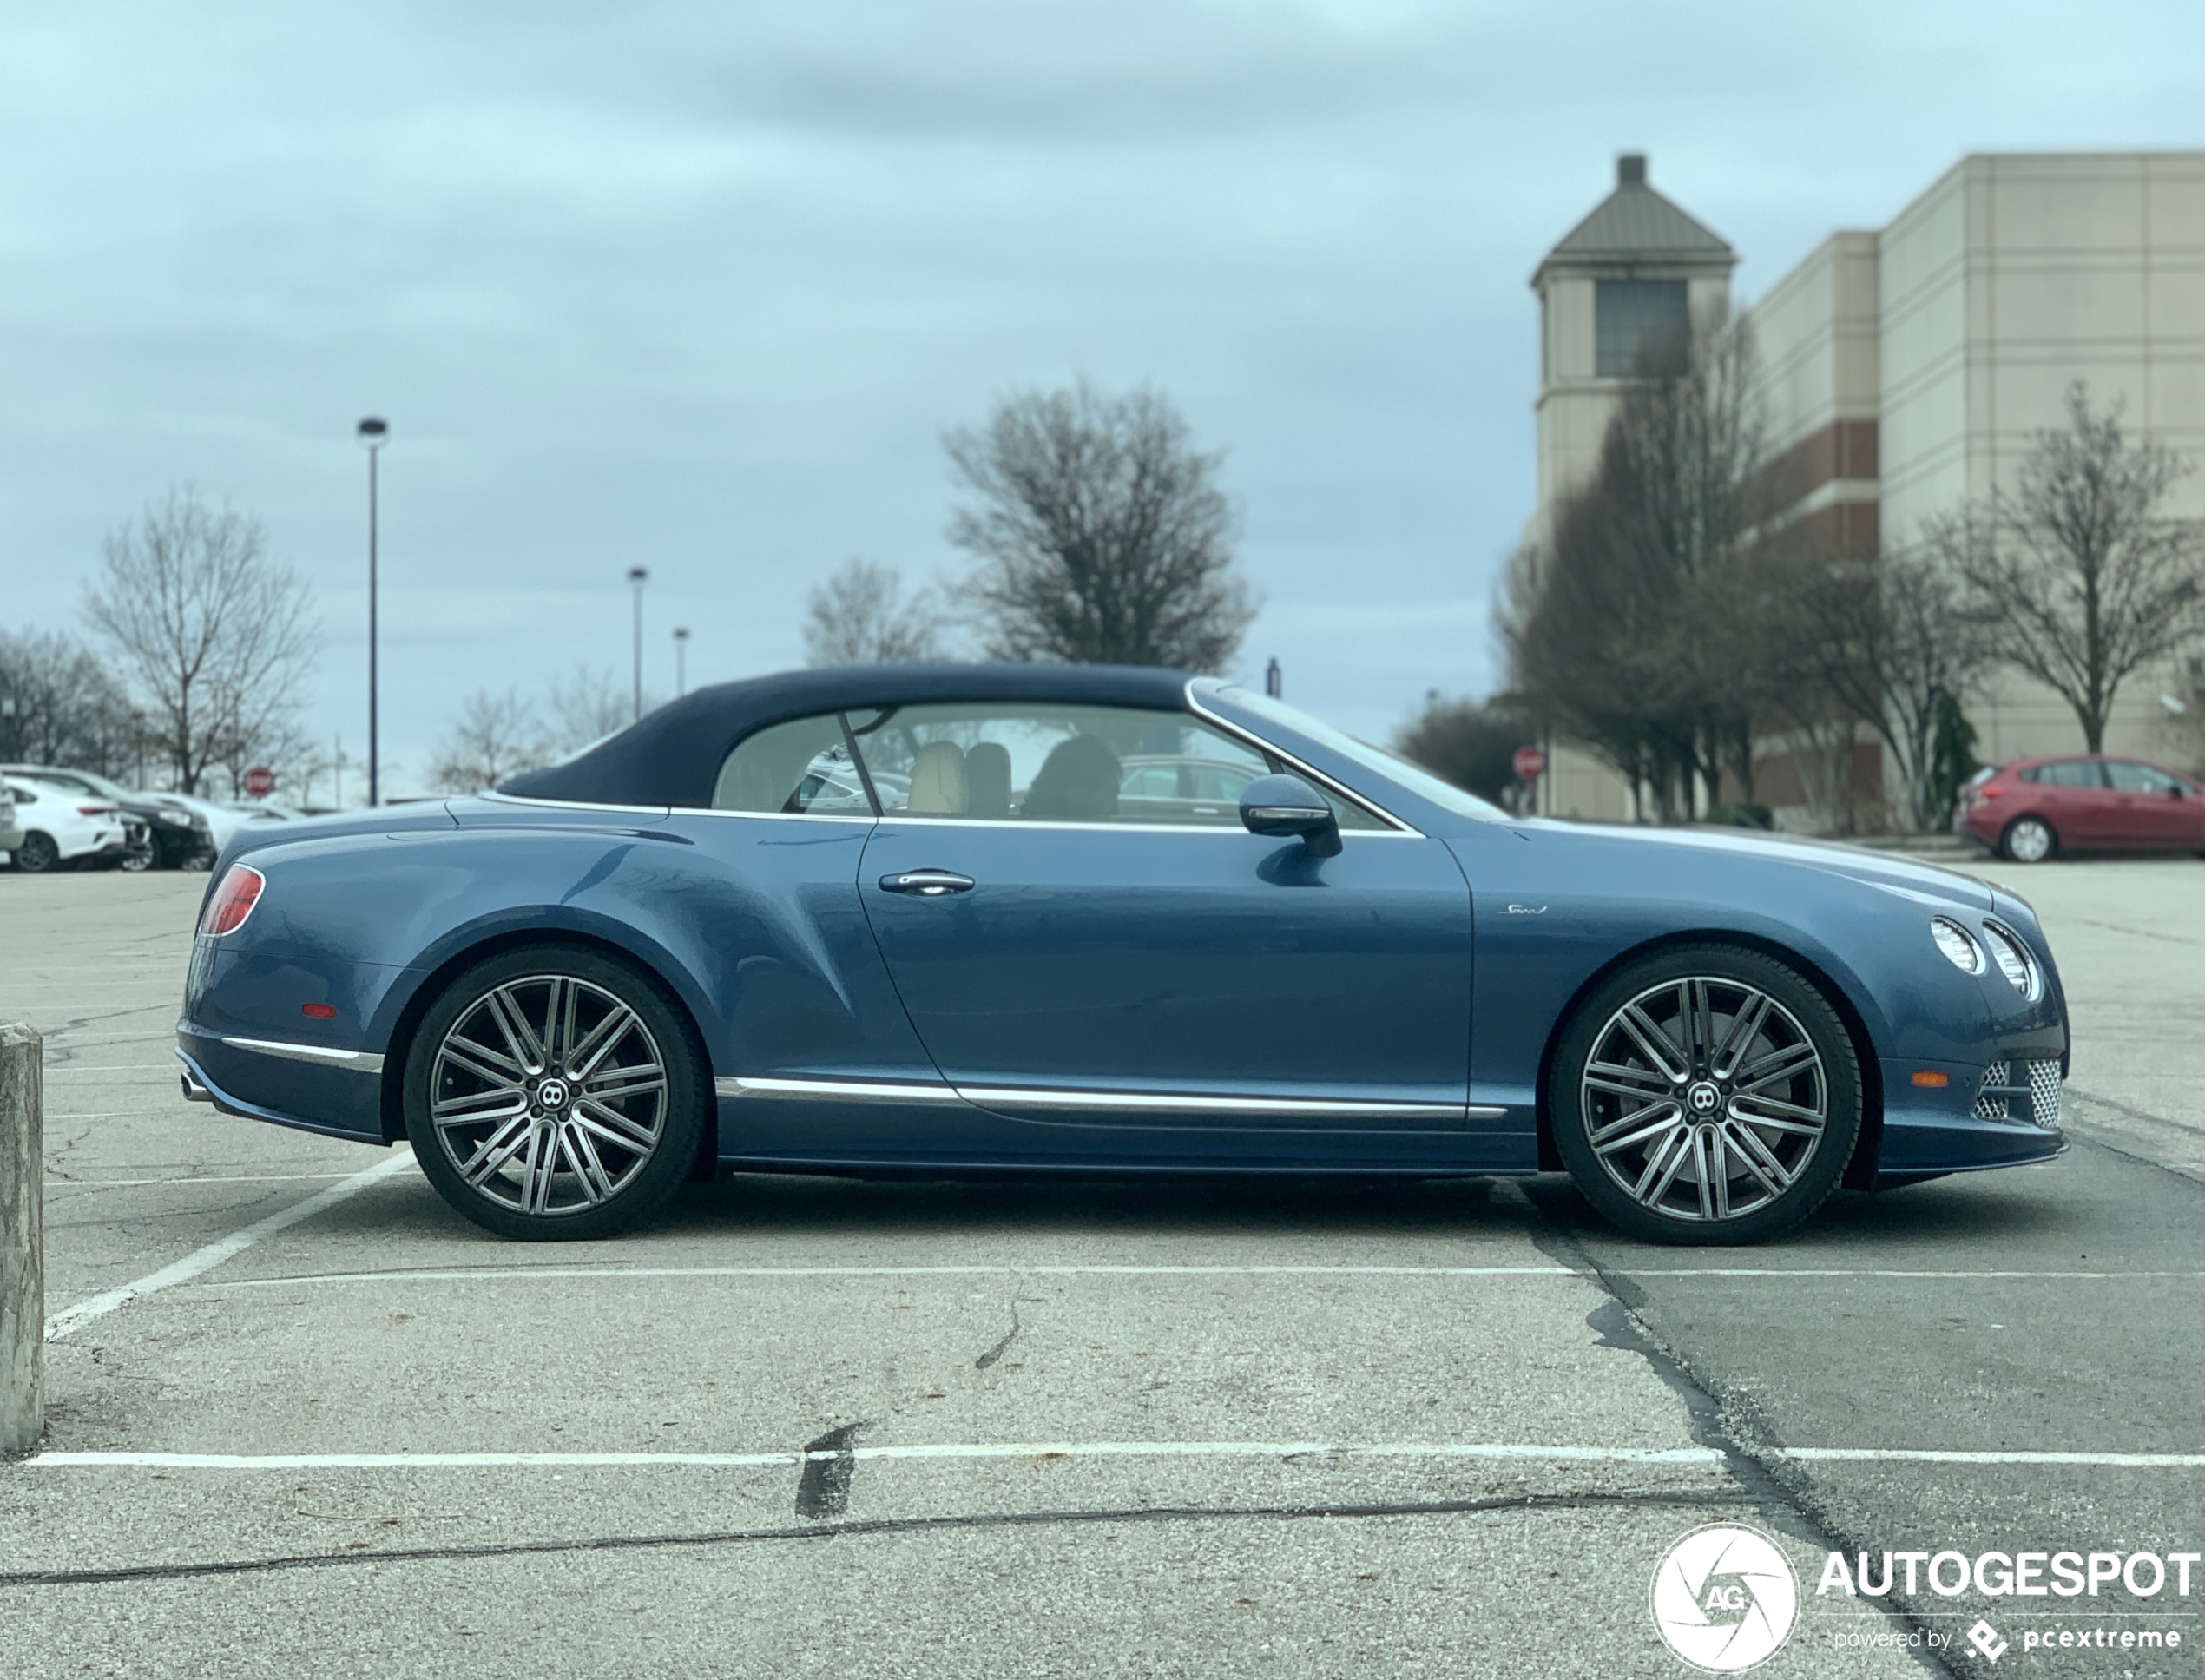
2;856;2201;1677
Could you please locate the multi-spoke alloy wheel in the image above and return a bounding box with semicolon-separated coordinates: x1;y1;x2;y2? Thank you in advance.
1550;946;1860;1245
405;946;707;1240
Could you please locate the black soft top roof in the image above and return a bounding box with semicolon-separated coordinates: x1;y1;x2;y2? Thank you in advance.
497;662;1194;808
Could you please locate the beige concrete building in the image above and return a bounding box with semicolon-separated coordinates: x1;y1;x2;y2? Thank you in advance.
1526;151;2205;827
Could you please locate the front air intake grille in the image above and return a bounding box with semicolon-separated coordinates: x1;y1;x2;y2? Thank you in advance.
1973;1059;2063;1130
2027;1058;2064;1130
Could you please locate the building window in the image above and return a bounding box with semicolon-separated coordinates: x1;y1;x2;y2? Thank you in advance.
1596;280;1688;377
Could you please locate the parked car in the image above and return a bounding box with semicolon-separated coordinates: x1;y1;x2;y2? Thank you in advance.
1954;754;2205;861
178;664;2068;1247
149;792;270;854
0;784;23;859
1;763;214;869
0;774;128;872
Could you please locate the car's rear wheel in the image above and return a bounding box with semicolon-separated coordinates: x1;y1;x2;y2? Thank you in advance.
2001;816;2057;863
403;945;708;1241
11;832;61;873
1549;945;1861;1245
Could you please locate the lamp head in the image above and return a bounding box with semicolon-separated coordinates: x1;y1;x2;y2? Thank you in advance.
356;416;389;449
627;565;649;585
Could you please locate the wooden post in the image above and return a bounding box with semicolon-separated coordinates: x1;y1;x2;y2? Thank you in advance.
1;1021;42;1453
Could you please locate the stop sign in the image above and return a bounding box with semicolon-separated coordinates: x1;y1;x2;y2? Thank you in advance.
1512;745;1547;782
244;766;276;798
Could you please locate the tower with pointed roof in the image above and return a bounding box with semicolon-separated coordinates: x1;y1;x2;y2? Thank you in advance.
1530;154;1736;541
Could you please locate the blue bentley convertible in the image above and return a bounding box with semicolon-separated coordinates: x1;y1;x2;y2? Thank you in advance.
175;665;2067;1243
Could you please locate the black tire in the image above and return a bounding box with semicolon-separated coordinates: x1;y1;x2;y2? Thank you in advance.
118;844;155;873
1549;944;1862;1246
2001;815;2057;863
403;943;709;1241
12;832;60;873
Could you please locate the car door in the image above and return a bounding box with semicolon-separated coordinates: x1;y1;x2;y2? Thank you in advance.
2038;757;2115;846
850;700;1474;1130
2103;760;2195;848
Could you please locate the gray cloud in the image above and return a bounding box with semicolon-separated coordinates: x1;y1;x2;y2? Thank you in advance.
4;1;2203;791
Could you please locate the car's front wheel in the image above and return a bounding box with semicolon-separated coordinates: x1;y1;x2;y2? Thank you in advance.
2002;816;2057;863
403;945;708;1241
1549;945;1861;1245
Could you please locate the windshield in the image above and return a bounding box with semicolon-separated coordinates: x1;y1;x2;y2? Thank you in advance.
1211;687;1510;823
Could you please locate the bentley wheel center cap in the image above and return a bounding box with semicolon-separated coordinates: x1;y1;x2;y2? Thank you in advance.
536;1077;572;1110
1686;1079;1722;1116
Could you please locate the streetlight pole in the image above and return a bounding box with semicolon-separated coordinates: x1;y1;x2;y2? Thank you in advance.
627;566;650;721
357;417;388;806
673;627;690;697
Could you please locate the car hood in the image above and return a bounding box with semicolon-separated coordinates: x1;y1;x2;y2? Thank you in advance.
1518;819;1996;910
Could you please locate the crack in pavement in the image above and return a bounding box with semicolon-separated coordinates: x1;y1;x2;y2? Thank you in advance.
1511;1180;1955;1678
975;1302;1021;1370
0;1487;1760;1591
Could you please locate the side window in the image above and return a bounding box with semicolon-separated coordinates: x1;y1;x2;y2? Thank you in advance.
846;702;1385;829
2042;760;2107;789
711;715;872;814
2108;761;2181;794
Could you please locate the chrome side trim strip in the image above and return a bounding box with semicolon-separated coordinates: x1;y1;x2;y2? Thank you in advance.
962;1087;1460;1119
219;1036;385;1074
1465;1105;1511;1120
718;1076;964;1104
719;1073;1482;1122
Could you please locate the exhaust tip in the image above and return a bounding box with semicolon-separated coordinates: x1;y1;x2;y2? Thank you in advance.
181;1070;211;1104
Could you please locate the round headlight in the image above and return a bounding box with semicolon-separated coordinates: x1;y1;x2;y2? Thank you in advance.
1930;917;1984;973
1981;920;2041;999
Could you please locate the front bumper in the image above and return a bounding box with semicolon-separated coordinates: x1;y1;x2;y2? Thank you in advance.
1873;1043;2068;1188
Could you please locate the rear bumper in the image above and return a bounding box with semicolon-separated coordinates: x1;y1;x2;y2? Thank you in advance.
174;1032;388;1145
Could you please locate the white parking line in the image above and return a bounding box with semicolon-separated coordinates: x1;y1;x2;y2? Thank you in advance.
209;1263;2205;1289
24;1443;2203;1472
215;1264;1589;1288
43;1152;418;1341
23;1441;1728;1471
45;1174;360;1189
1786;1448;2205;1467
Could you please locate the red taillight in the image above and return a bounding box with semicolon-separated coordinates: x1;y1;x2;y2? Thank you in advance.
301;1003;336;1019
1978;786;2002;799
78;804;115;817
200;865;266;936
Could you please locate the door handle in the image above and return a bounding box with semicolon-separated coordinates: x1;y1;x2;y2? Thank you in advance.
879;869;976;897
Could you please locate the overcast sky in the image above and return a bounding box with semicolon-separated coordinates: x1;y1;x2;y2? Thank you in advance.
5;2;2202;797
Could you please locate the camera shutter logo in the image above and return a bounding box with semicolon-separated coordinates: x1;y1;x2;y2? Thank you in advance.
1649;1524;1799;1671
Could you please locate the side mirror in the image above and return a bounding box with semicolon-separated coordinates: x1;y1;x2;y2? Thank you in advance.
1239;773;1342;859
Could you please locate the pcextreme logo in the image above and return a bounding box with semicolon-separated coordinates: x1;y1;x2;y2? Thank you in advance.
1650;1525;1800;1672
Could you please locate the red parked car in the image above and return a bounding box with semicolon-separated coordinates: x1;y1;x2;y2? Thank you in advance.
1955;754;2205;860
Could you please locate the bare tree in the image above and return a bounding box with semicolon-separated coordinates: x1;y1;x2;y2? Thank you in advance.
1768;543;1991;830
1394;692;1531;807
428;688;551;794
1936;385;2205;752
82;488;319;795
547;665;634;754
1501;311;1772;819
802;558;949;666
0;629;144;777
946;380;1255;670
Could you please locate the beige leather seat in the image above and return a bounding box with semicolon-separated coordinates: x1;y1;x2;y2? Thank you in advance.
906;741;968;815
